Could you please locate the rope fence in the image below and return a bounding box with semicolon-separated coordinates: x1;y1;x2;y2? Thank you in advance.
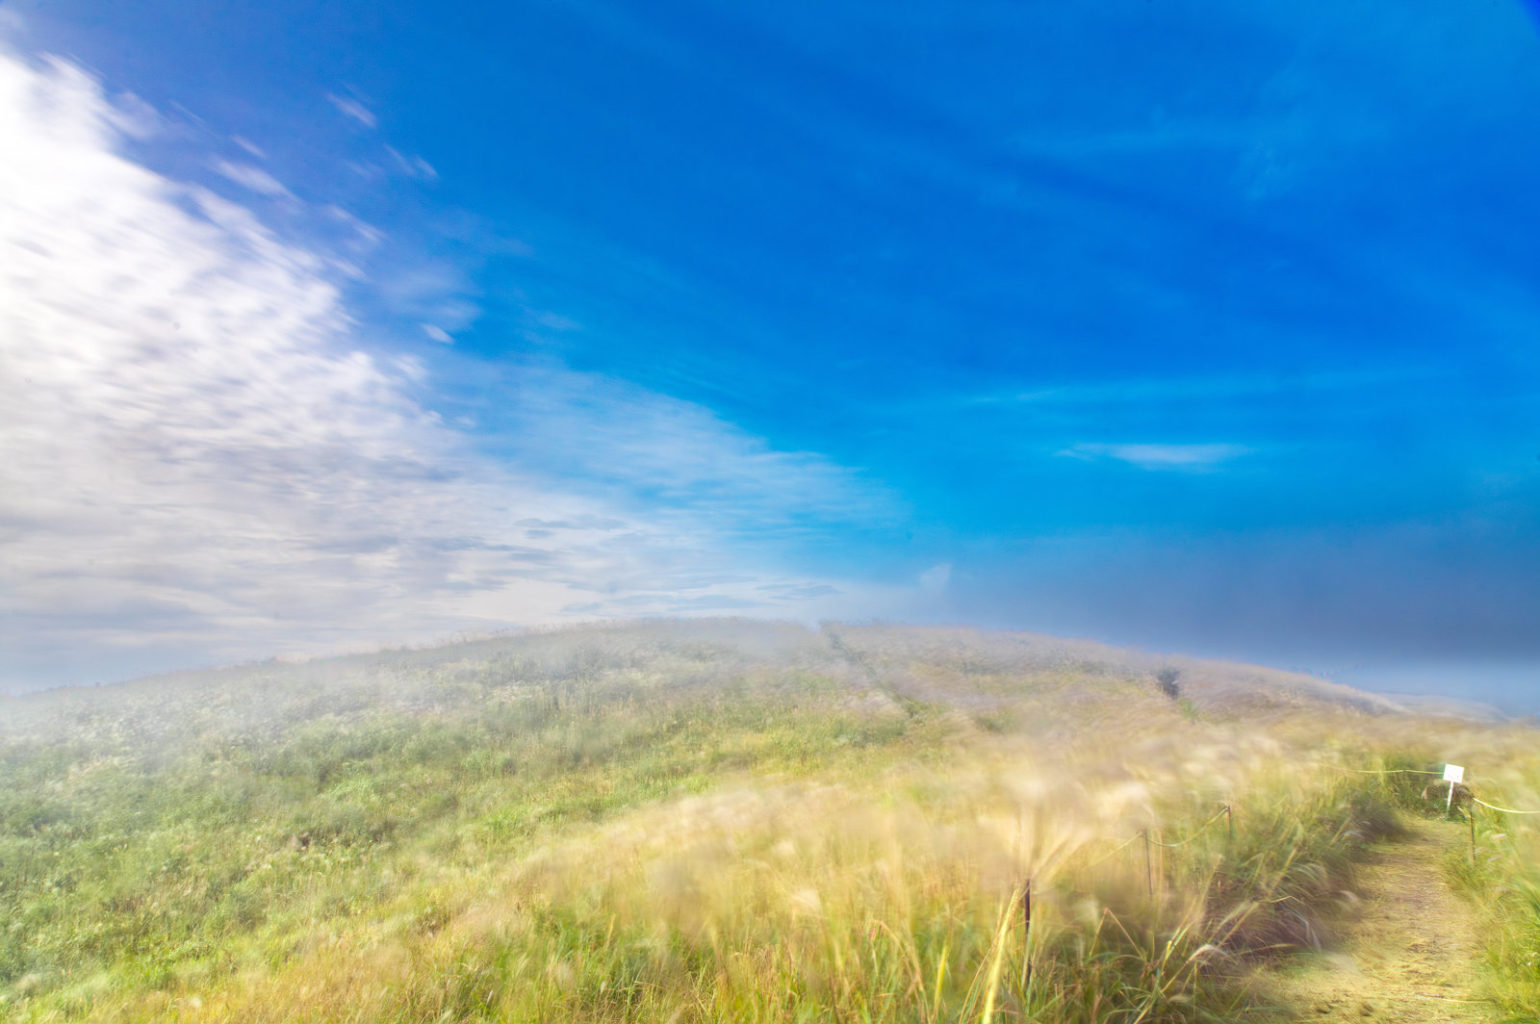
1007;762;1540;981
1067;765;1540;904
1318;765;1440;775
1317;761;1540;816
1146;806;1232;848
1472;797;1540;816
1078;832;1144;871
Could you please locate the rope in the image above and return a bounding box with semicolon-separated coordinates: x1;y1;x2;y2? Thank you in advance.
1473;797;1540;816
1310;763;1540;813
1319;765;1441;775
1147;807;1231;848
1317;764;1540;814
1068;773;1540;873
1078;832;1143;870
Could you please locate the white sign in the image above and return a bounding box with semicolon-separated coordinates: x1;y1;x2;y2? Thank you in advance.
1444;764;1465;784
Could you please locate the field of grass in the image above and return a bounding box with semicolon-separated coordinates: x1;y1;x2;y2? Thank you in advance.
1;619;1536;1022
1434;738;1540;1021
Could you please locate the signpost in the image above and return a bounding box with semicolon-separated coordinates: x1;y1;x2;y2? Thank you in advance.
1444;764;1465;816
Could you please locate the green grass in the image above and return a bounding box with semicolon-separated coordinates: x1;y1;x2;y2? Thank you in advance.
1418;740;1540;1021
0;620;1521;1022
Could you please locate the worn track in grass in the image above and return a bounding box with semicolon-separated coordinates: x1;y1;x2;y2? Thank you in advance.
1260;818;1498;1024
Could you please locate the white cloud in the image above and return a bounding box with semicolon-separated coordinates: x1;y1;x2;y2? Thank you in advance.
375;261;481;332
323;204;384;250
231;134;265;159
918;563;951;594
421;323;453;344
326;91;377;128
478;363;902;534
1057;442;1250;470
385;144;437;181
0;49;910;689
210;157;293;198
961;366;1431;409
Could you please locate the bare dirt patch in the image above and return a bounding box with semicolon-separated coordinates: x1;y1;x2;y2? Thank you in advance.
1260;818;1498;1023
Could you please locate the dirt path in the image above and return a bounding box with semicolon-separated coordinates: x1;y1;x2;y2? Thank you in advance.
1262;818;1499;1024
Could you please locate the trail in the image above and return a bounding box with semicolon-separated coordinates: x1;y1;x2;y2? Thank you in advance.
1262;818;1498;1023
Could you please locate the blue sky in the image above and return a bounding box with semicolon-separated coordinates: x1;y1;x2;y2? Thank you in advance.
2;1;1538;706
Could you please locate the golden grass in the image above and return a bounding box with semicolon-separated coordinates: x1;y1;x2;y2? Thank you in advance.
3;621;1537;1023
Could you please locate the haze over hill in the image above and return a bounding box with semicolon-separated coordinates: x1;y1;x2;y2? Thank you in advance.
7;618;1523;720
6;616;1540;1022
0;619;1501;757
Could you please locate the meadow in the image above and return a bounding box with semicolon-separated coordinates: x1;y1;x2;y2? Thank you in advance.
3;619;1539;1022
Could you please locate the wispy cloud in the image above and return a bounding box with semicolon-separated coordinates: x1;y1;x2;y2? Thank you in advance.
1057;443;1250;470
918;563;951;594
326;90;377;128
961;366;1431;409
375;260;481;332
461;361;903;535
0;50;911;689
323;204;384;250
385;144;437;181
209;157;293;198
230;134;265;159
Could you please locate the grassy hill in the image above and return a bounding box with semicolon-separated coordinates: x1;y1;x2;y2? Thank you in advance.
4;620;1540;1022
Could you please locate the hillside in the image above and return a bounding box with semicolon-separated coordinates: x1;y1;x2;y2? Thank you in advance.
4;620;1540;1022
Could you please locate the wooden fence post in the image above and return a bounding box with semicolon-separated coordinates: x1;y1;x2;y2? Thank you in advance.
1022;878;1033;991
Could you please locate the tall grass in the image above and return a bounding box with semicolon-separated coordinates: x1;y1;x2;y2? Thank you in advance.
0;620;1519;1022
1403;726;1540;1019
